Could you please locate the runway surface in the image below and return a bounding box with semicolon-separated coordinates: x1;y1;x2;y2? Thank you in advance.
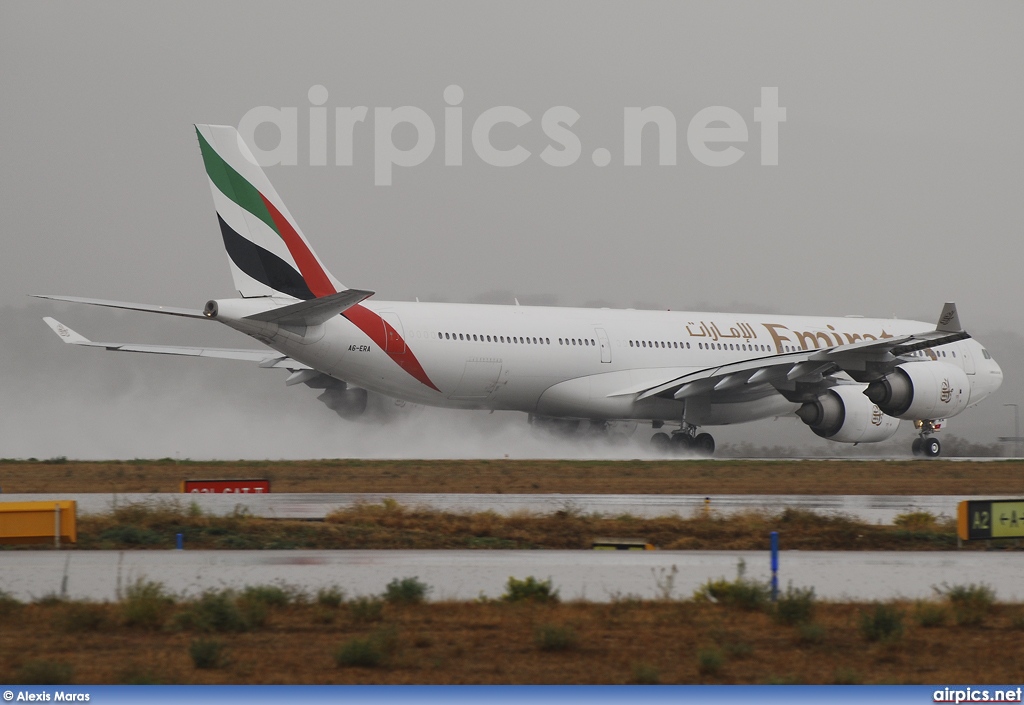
2;549;1022;603
1;491;1002;523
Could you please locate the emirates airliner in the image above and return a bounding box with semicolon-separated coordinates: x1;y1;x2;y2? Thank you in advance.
37;125;1003;457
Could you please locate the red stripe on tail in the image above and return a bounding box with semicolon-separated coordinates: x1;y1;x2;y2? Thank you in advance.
259;194;337;298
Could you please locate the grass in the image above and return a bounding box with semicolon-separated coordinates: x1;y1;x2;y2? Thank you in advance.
936;583;996;627
189;639;225;669
348;596;384;623
534;623;579;652
697;648;725;677
859;603;904;642
4;594;1024;683
5;458;1024;496
16;660;75;685
774;585;816;625
121;578;174;630
0;499;1004;552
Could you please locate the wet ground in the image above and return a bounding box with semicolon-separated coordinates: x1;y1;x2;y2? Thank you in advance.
2;548;1022;603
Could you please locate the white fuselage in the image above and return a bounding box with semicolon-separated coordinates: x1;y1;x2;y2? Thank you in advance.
214;299;1003;426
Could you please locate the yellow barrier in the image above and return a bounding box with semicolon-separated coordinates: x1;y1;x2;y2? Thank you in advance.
0;500;77;545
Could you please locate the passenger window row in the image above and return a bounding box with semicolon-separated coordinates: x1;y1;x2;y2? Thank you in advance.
439;332;550;345
697;342;770;352
630;340;691;350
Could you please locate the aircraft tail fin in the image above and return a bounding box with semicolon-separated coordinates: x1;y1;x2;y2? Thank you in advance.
194;124;344;300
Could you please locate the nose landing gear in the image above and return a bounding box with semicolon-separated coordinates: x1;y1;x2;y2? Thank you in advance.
911;421;942;458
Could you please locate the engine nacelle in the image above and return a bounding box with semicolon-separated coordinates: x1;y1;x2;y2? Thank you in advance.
317;385;368;419
865;362;970;420
797;385;900;443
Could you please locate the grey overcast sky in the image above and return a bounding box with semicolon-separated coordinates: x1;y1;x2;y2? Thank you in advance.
1;1;1022;458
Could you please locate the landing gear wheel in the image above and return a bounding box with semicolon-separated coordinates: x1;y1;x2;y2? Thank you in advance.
650;432;671;453
911;438;924;456
671;434;694;455
923;437;941;458
693;433;716;457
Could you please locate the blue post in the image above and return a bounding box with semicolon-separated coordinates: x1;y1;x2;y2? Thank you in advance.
176;533;184;550
770;530;779;602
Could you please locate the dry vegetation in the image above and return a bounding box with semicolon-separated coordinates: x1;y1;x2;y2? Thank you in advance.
2;581;1023;685
3;458;1024;495
0;502;990;552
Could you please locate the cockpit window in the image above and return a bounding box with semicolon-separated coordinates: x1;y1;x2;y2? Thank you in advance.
982;348;992;359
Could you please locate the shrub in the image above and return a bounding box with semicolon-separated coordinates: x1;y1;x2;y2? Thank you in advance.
774;584;816;625
383;577;431;605
697;648;724;677
17;660;74;685
0;590;23;618
1010;610;1024;631
695;576;770;611
189;638;225;669
348;596;384;623
859;603;904;642
317;586;344;608
893;511;940;530
914;601;948;628
534;623;579;652
100;525;163;546
936;583;995;627
630;663;660;684
502;576;560;604
175;590;263;633
797;622;826;645
335;638;383;668
241;584;294;608
121;579;174;630
59;601;109;633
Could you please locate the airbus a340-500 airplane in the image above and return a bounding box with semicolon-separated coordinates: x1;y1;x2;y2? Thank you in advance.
38;125;1003;457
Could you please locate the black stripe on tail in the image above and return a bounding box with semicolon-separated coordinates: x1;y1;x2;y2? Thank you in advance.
218;214;315;300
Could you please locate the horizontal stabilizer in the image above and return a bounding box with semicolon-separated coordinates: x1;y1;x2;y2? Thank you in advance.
244;288;374;326
41;317;309;368
32;295;207;319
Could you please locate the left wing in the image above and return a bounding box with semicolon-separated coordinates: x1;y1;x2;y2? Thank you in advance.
42;317;311;370
616;302;971;404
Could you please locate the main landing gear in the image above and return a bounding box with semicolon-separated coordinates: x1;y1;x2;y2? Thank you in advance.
911;420;941;458
651;422;715;457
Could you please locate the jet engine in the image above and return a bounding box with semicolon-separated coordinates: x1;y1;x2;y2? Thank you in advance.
317;385;369;419
797;385;900;443
864;362;970;420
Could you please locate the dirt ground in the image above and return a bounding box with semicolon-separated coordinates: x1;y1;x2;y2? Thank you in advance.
3;458;1024;495
2;598;1023;685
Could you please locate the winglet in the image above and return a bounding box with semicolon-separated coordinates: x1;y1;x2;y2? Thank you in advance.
43;317;91;344
936;302;962;333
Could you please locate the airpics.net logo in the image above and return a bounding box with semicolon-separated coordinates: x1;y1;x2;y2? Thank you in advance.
236;85;786;186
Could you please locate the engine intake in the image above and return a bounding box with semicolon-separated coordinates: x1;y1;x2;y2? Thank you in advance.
865;362;970;420
797;385;900;443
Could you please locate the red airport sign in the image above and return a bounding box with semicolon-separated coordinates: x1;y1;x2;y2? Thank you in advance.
181;479;271;494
